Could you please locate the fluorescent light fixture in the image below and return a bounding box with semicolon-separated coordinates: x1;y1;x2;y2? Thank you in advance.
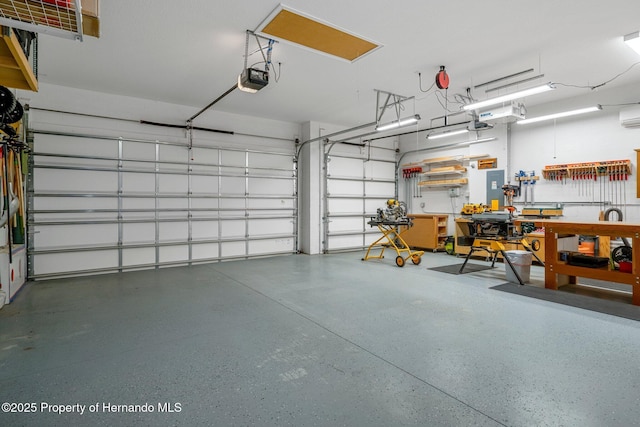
463;83;555;111
427;128;469;140
376;114;420;132
624;31;640;55
517;105;602;125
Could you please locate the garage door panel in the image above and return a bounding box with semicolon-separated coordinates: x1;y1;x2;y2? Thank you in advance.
220;176;245;194
158;174;188;193
34;196;117;211
35;134;117;157
249;177;292;195
220;151;246;167
365;181;395;197
365;160;395;179
220;220;244;238
192;221;218;239
190;147;219;164
122;222;155;244
192;243;219;260
221;241;245;257
191;175;219;193
33;251;119;276
159;222;188;240
122;172;155;193
35;169;117;193
327;217;363;232
249;238;294;255
29;121;297;279
324;146;396;253
122;248;155;266
34;223;117;248
327;198;362;214
327;179;362;196
159;245;189;263
248;218;293;236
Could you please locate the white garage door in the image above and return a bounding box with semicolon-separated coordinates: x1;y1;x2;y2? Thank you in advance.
323;141;397;253
27;113;297;279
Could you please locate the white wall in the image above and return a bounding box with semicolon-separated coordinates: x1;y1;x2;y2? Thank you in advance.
398;125;508;232
298;121;323;254
398;80;640;227
17;83;301;149
510;82;640;222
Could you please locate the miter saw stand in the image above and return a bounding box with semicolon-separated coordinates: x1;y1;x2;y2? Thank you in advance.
362;200;424;267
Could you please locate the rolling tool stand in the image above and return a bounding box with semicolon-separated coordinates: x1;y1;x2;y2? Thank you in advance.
362;200;424;267
362;218;424;267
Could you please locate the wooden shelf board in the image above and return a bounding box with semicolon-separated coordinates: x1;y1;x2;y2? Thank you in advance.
552;262;636;285
0;26;37;91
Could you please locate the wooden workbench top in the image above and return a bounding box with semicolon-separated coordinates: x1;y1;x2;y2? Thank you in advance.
514;219;640;236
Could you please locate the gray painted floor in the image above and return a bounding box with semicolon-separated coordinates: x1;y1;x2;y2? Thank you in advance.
1;252;640;426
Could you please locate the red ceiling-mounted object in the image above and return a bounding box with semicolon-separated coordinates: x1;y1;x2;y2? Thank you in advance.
435;66;450;89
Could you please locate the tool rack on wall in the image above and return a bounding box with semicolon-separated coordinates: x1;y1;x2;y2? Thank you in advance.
542;159;631;182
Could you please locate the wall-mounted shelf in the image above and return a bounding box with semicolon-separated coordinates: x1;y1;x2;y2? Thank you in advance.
0;0;100;40
418;177;468;187
417;155;479;188
422;165;467;177
0;25;37;91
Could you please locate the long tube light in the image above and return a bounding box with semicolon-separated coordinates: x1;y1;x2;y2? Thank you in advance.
517;105;602;125
376;114;420;132
624;31;640;55
463;83;555;111
427;128;469;140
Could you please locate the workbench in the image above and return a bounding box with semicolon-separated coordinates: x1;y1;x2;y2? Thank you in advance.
515;219;640;305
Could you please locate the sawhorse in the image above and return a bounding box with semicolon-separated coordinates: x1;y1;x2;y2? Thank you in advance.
458;238;526;285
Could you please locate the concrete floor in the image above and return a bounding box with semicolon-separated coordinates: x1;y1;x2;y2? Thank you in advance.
1;252;640;426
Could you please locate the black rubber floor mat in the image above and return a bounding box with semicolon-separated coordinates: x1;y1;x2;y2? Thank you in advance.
428;263;495;275
491;282;640;321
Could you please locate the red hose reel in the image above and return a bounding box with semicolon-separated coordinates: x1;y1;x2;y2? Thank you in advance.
435;66;449;89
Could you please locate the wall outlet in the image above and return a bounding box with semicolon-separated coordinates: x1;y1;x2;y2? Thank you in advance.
448;188;460;198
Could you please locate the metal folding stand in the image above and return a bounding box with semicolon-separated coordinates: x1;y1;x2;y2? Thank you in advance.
458;238;526;285
362;219;424;267
519;237;545;265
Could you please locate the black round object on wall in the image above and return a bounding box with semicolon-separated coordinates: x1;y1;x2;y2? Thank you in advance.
6;101;23;124
0;85;16;116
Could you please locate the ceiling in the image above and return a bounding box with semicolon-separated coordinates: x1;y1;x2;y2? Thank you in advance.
34;0;640;130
